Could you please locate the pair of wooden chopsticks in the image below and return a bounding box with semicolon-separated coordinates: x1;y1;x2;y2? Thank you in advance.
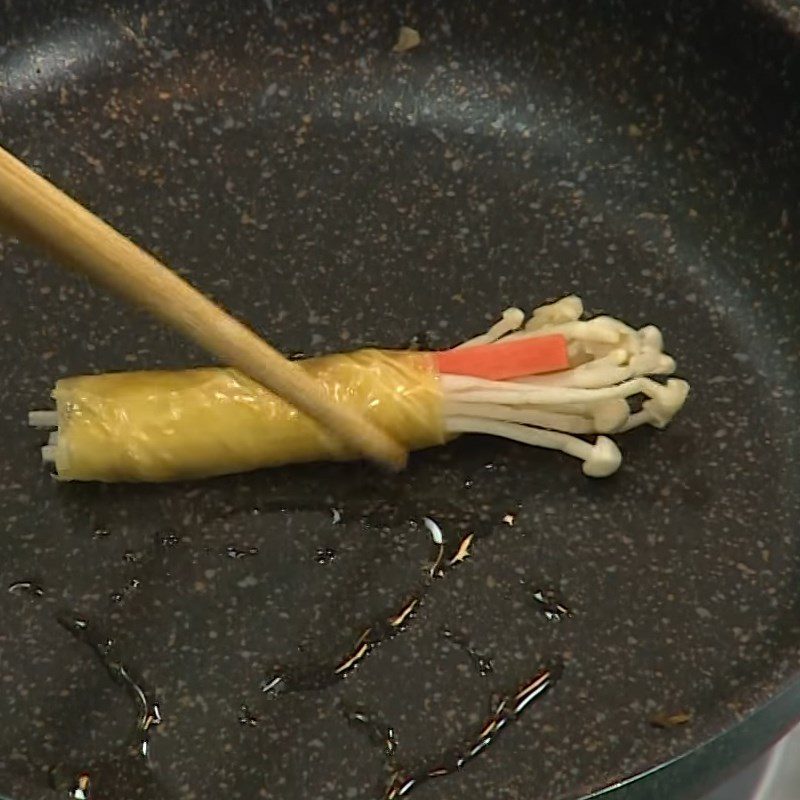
0;145;405;470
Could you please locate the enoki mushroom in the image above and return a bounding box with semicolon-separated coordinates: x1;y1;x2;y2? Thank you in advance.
442;296;688;477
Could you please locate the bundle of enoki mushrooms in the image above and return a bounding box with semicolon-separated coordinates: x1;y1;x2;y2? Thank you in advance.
29;296;688;483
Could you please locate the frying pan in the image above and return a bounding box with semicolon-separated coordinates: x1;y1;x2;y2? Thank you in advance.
1;1;798;798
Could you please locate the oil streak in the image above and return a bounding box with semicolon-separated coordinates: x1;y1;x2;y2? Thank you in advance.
261;530;476;695
57;614;162;759
440;627;493;676
8;580;44;597
384;662;563;799
261;592;421;693
109;578;141;605
343;706;398;766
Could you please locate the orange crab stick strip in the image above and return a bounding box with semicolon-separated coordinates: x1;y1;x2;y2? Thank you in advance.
433;334;569;381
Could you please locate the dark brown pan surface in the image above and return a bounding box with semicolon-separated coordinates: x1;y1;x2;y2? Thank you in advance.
0;2;798;798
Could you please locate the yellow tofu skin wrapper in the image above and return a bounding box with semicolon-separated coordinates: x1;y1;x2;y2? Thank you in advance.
52;350;443;482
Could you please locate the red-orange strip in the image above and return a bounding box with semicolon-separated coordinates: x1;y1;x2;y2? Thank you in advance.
433;334;568;381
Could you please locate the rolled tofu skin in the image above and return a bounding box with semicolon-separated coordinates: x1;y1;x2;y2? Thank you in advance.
52;350;443;482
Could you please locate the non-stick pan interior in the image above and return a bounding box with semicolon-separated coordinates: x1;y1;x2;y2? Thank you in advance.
1;1;799;799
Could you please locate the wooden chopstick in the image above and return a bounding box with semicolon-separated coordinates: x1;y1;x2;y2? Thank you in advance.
0;144;406;470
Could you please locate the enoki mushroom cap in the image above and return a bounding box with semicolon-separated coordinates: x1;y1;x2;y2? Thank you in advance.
654;354;676;375
637;325;664;351
582;436;622;477
629;350;675;376
643;378;690;428
502;307;526;329
527;295;583;329
629;349;663;375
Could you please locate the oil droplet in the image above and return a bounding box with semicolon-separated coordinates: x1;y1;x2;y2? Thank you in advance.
70;771;92;800
237;704;259;726
92;527;110;539
225;544;259;559
157;531;180;548
122;550;139;563
422;517;444;545
49;767;93;799
315;547;337;565
532;589;573;621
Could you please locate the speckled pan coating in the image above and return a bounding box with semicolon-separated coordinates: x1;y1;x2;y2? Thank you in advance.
0;1;798;799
